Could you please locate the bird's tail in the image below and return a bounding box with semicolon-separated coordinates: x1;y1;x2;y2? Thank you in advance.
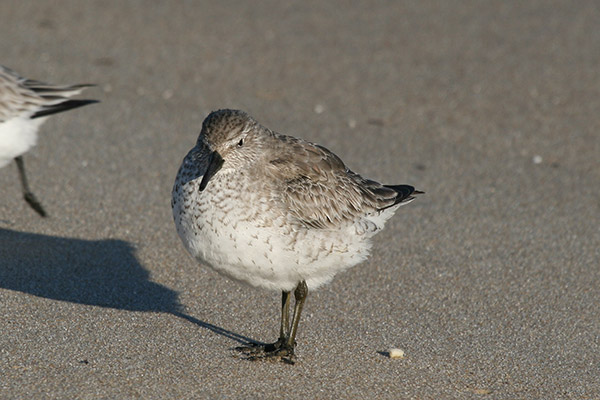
383;185;424;208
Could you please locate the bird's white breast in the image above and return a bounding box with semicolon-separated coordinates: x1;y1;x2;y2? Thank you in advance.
172;169;375;292
0;116;44;168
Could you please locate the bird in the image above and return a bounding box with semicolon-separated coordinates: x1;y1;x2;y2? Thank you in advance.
0;65;98;217
172;109;422;363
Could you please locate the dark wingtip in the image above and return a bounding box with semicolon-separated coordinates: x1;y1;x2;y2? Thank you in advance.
383;184;424;207
28;83;97;93
31;99;100;119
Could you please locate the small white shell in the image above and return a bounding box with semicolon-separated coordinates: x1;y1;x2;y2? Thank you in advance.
388;348;405;359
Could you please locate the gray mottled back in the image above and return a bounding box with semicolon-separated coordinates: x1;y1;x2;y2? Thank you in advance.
185;109;419;231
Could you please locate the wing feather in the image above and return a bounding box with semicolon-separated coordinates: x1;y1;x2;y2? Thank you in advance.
264;134;417;229
0;65;95;122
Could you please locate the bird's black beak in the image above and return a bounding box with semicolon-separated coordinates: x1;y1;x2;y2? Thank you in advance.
199;150;224;191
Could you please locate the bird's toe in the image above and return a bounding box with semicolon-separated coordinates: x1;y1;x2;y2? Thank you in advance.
234;339;296;364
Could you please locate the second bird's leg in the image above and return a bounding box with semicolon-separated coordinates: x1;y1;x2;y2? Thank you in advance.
236;290;291;354
237;281;308;363
286;280;308;350
263;280;308;360
15;156;47;217
263;290;291;352
264;280;308;356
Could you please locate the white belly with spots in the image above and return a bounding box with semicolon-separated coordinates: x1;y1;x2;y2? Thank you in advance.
172;173;373;292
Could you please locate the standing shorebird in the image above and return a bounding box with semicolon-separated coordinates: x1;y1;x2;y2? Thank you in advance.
0;65;98;217
172;109;422;363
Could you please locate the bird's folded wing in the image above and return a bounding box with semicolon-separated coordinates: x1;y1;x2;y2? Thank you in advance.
264;137;403;229
0;65;93;122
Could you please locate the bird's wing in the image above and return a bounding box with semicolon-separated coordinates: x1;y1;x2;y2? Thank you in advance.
0;65;94;122
264;135;416;229
0;66;42;122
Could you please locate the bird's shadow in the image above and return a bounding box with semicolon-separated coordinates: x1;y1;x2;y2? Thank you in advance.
0;227;259;346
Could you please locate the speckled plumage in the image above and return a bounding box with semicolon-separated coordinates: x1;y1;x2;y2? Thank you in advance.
172;109;421;291
172;109;422;361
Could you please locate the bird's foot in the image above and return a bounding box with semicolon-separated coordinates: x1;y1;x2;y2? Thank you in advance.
24;193;47;217
235;338;296;364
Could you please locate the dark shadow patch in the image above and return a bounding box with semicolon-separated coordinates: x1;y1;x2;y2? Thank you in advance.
377;350;391;358
367;118;385;127
0;228;178;312
174;311;260;346
0;228;256;345
38;19;55;29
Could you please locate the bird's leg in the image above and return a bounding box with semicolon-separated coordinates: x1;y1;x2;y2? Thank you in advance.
287;280;308;350
280;289;291;340
236;290;290;354
236;281;308;364
15;156;47;217
265;289;291;351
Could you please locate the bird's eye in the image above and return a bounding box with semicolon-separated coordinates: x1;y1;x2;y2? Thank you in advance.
237;138;244;147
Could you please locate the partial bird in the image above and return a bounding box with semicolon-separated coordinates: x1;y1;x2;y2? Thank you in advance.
0;65;98;216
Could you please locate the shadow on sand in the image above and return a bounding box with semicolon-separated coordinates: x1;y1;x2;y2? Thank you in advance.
0;228;257;345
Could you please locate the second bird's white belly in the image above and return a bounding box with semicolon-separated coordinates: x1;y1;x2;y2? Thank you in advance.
0;117;43;167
